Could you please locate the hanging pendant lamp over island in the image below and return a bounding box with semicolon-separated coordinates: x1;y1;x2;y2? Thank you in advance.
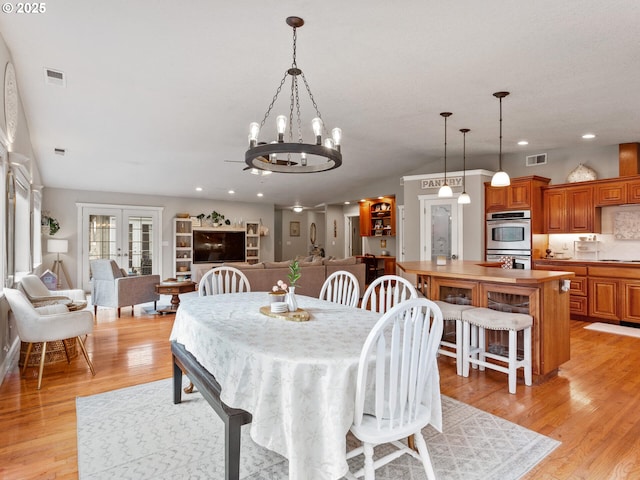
245;17;343;174
458;128;471;204
491;91;511;187
438;112;453;198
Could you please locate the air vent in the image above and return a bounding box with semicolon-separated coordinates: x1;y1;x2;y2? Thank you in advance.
44;68;66;87
526;153;547;166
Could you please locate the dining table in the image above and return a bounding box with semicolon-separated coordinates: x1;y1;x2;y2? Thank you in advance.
169;291;443;480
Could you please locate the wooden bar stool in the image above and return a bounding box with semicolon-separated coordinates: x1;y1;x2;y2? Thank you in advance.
461;307;533;394
434;301;475;376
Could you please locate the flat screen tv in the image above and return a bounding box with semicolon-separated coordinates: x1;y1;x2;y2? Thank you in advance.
193;230;246;263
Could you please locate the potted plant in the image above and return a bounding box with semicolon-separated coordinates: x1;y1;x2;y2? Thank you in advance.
41;213;60;236
208;210;225;227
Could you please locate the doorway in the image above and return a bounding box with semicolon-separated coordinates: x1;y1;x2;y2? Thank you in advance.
77;203;163;291
419;195;463;261
345;215;362;257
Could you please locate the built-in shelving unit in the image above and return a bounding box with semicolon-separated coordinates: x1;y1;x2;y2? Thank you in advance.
574;240;600;261
173;218;193;281
359;196;396;237
173;219;261;278
245;220;260;264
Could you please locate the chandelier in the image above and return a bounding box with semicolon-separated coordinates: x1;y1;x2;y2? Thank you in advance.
245;17;342;174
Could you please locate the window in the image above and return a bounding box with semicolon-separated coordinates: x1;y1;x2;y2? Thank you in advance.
32;188;42;268
12;166;31;280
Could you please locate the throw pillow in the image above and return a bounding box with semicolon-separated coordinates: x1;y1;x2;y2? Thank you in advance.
263;261;292;269
325;257;357;266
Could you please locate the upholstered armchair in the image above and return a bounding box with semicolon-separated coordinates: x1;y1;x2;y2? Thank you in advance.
4;288;95;390
19;274;87;309
90;259;160;317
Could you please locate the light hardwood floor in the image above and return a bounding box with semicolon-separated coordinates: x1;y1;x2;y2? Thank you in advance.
1;307;640;479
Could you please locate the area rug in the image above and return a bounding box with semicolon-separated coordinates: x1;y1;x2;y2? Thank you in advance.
584;322;640;338
76;379;559;480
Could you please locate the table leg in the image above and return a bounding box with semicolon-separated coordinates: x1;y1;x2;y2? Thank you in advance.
170;294;181;310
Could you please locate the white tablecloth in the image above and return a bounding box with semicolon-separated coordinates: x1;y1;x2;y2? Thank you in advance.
169;292;442;480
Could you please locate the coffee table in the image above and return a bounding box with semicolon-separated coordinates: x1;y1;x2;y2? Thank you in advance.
155;281;196;314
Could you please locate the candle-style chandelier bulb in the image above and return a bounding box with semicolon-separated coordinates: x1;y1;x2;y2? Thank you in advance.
312;117;323;144
276;115;287;142
248;122;260;147
331;127;342;151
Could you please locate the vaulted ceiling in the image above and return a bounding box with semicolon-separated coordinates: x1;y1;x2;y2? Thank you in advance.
1;1;639;208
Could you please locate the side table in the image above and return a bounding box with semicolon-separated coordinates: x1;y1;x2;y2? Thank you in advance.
155;281;197;314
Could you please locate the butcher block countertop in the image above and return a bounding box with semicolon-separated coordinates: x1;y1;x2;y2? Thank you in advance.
398;260;574;285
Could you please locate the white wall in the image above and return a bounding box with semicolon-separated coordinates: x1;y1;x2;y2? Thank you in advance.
42;187;275;286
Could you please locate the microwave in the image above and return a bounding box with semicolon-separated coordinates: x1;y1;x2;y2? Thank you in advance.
486;210;532;251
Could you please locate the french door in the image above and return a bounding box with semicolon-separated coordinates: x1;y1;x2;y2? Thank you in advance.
77;203;163;291
419;195;463;261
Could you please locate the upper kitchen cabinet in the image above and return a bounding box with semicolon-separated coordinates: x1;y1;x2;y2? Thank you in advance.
359;196;396;237
595;176;640;206
485;176;550;232
543;184;601;233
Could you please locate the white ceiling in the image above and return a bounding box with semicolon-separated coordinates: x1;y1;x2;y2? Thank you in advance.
1;1;639;209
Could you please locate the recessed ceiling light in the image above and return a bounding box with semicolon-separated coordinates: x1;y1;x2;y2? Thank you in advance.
517;140;528;146
344;201;350;205
195;187;203;192
257;192;264;197
582;133;596;139
228;190;235;194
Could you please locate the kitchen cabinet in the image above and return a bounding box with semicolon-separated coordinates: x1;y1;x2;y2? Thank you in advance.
596;181;626;206
485;176;550;214
533;261;588;316
543;184;601;233
534;260;640;325
359;196;395;237
589;277;619;321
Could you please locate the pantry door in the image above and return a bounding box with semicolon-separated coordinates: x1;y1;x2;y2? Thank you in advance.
77;203;163;291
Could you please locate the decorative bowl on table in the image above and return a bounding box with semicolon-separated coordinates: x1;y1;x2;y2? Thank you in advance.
269;291;286;304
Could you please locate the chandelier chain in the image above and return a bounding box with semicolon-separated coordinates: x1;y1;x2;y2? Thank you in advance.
301;72;324;130
260;71;288;129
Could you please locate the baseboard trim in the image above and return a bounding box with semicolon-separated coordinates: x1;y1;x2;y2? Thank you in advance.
0;337;20;386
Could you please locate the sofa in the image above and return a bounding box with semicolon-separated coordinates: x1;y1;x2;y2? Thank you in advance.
192;257;366;299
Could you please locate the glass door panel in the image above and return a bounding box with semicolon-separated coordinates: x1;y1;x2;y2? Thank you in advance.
419;196;463;261
80;205;161;291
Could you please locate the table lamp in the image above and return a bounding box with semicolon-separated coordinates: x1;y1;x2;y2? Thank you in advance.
47;239;70;289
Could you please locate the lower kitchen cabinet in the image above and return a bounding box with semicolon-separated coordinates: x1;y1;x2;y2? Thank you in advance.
589;277;619;321
534;260;640;325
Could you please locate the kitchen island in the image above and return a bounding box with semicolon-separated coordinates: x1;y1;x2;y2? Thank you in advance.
398;260;575;383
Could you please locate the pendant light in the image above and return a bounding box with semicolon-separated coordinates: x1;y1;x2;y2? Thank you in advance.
458;128;471;204
491;91;511;187
438;112;453;197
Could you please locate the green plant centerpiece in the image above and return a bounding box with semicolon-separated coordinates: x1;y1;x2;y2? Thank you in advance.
288;259;301;288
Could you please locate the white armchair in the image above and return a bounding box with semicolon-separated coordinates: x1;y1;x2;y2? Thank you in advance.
90;259;160;317
4;288;95;390
19;274;87;309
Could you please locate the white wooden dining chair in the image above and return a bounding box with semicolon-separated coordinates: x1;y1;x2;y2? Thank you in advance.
319;270;360;307
345;298;443;480
360;275;418;314
198;266;251;296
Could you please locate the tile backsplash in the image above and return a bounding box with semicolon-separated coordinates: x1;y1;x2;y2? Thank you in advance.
548;205;640;261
